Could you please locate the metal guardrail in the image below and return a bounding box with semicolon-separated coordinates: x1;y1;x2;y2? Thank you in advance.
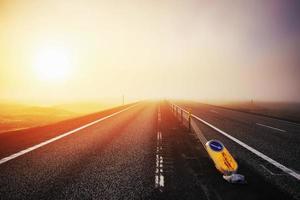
169;102;245;184
170;102;207;145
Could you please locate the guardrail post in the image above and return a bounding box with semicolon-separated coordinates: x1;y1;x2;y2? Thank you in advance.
188;111;191;132
181;109;183;123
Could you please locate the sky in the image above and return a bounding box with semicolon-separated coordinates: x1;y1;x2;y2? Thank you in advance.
0;0;300;105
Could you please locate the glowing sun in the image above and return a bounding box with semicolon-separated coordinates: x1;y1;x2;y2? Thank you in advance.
33;46;72;82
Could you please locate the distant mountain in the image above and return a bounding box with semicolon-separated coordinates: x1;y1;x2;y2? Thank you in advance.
0;101;117;133
0;103;77;133
53;102;115;114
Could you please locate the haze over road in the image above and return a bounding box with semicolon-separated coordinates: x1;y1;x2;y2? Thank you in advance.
174;101;300;198
0;102;298;199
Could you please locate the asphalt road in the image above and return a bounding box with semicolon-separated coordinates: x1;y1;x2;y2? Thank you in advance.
0;101;297;199
173;101;300;199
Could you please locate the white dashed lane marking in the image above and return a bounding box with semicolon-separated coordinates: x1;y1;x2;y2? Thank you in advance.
155;105;164;189
256;123;286;133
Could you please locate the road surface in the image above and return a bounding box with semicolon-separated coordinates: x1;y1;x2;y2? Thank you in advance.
0;102;296;199
173;101;300;199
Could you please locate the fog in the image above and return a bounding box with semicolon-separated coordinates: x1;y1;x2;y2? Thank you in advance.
1;0;300;104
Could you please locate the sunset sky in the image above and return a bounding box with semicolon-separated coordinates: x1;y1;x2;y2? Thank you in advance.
1;0;300;105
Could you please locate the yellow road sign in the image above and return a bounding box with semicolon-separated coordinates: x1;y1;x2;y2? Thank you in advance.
205;140;238;175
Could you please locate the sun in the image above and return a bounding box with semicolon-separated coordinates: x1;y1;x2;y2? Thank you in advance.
33;46;72;82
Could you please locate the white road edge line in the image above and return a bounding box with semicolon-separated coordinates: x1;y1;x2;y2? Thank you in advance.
256;123;286;132
171;103;300;181
0;104;138;165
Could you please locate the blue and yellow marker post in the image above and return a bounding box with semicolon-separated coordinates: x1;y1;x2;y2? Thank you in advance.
205;140;245;183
